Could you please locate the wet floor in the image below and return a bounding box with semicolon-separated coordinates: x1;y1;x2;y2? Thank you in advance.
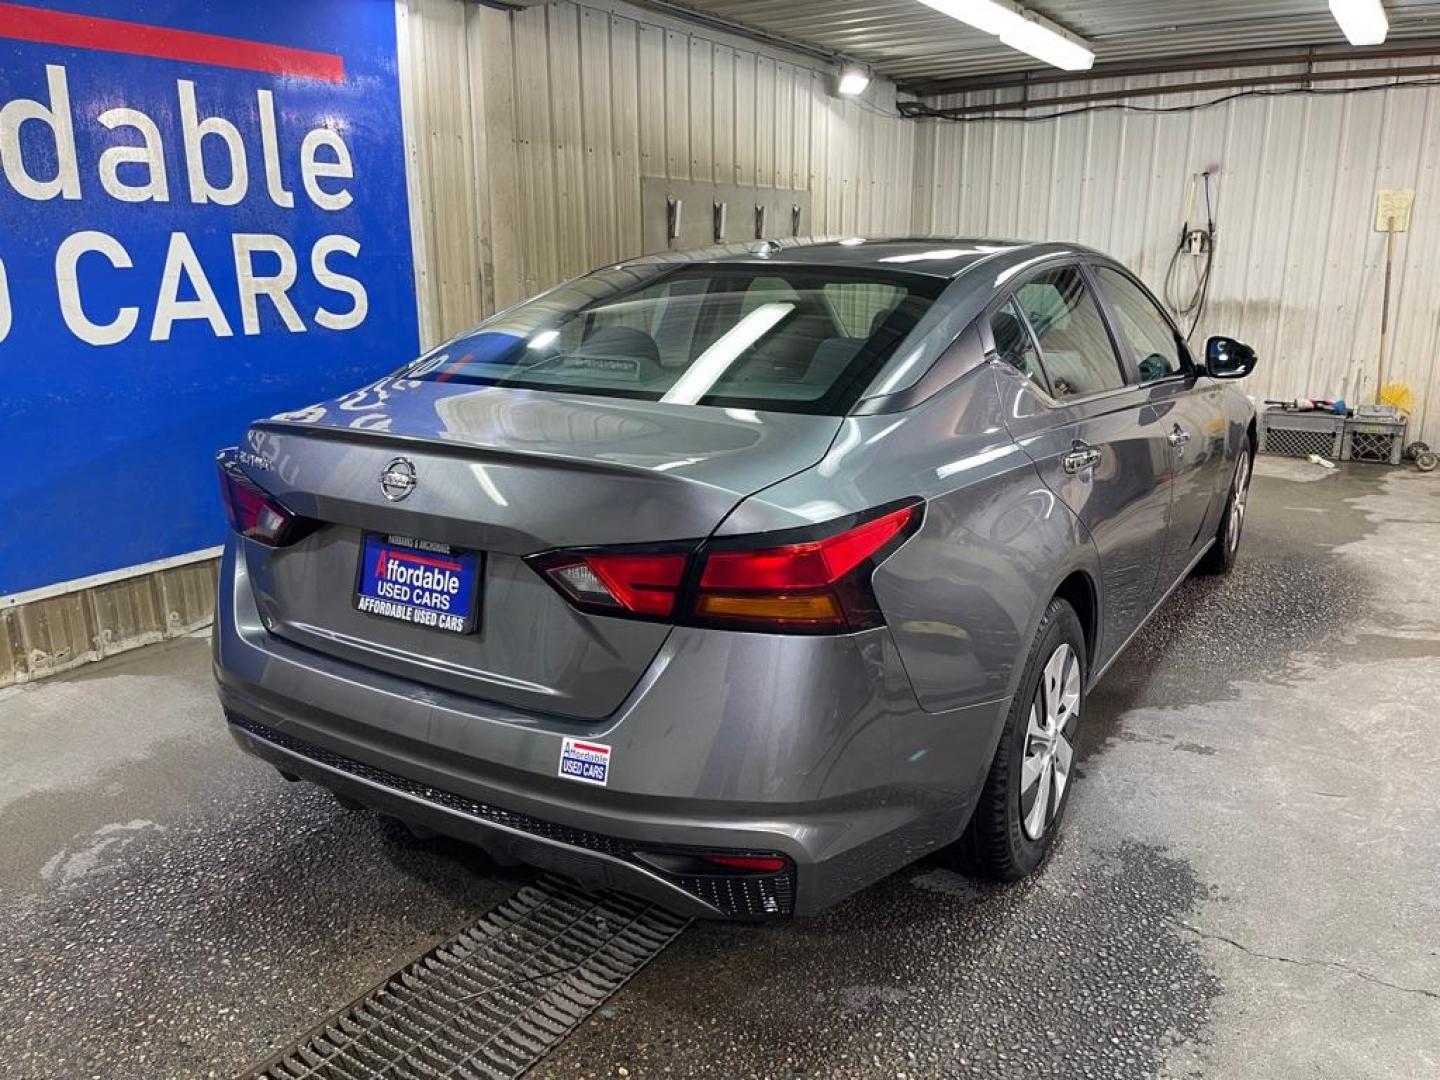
2;460;1438;1079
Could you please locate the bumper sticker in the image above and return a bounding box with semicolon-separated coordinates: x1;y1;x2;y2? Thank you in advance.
559;737;611;787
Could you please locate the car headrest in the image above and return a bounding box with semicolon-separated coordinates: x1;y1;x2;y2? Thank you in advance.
576;325;663;380
806;337;866;385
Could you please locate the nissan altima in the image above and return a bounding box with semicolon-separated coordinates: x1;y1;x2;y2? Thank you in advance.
213;238;1257;918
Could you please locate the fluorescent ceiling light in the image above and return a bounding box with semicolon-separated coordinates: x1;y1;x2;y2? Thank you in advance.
837;64;870;96
916;0;1094;72
1000;13;1095;70
917;0;1014;34
1329;0;1388;45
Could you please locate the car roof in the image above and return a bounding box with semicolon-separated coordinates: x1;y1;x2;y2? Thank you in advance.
616;236;1108;282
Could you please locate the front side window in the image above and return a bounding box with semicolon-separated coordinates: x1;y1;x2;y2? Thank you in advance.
406;266;940;415
1093;266;1185;382
1014;267;1126;400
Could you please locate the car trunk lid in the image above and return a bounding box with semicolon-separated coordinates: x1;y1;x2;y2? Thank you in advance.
234;381;841;720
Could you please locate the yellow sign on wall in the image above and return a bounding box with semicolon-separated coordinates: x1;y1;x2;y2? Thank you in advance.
1375;188;1415;232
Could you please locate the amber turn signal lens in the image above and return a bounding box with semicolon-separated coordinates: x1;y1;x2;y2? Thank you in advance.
694;592;842;623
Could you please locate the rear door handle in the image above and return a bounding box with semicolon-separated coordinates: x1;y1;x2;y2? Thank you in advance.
1061;443;1102;474
1167;425;1191;448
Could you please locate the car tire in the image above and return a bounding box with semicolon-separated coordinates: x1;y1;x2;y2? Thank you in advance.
946;597;1086;881
1196;435;1254;576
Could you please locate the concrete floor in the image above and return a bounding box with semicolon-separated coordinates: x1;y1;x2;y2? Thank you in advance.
2;460;1437;1079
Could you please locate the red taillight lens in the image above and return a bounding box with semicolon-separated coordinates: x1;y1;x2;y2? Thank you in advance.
529;501;922;634
692;503;919;631
217;459;297;545
539;551;688;617
699;506;917;591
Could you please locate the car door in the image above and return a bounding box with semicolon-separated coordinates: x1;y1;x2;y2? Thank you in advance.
1090;263;1229;593
990;264;1174;671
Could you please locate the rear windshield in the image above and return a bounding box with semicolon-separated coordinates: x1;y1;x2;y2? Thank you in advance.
405;265;943;415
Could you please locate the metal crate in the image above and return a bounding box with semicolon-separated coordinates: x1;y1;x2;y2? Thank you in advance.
1342;418;1407;464
1258;409;1346;459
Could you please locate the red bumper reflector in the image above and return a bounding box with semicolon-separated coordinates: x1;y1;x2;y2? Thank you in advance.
701;854;789;873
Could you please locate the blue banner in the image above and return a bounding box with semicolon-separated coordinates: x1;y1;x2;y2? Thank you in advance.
0;0;418;596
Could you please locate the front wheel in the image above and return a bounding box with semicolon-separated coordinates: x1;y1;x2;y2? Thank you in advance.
945;598;1086;880
1197;436;1253;576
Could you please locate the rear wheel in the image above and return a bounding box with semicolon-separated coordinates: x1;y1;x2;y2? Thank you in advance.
947;598;1086;880
1197;437;1253;576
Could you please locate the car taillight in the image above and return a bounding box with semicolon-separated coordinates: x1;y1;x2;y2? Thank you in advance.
693;504;918;631
536;551;688;617
217;458;298;545
528;501;922;634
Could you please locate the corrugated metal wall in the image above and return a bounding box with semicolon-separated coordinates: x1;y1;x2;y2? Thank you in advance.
404;8;1440;442
14;8;1440;686
399;0;918;345
913;59;1440;444
1;560;216;686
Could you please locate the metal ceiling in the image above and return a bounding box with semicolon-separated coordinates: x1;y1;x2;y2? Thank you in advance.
653;0;1440;91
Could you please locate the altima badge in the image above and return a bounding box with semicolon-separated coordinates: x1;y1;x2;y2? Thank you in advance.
379;457;417;501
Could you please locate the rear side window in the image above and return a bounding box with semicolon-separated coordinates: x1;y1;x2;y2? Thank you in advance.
990;300;1048;393
1093;266;1185;382
408;266;941;415
1015;267;1126;399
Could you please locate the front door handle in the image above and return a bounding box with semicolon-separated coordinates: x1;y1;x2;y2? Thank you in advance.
1167;424;1191;449
1061;443;1103;474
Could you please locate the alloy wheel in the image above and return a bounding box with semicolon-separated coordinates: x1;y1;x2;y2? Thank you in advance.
1019;642;1081;841
1228;451;1251;553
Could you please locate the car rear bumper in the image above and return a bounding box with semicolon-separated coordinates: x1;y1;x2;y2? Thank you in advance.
214;539;1010;917
224;709;795;918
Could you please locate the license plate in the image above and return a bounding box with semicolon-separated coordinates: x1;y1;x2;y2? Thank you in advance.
354;533;481;635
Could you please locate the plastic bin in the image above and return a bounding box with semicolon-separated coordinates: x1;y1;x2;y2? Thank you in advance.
1258;409;1346;459
1342;418;1407;464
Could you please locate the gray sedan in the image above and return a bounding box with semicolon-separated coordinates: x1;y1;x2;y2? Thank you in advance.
213;238;1257;918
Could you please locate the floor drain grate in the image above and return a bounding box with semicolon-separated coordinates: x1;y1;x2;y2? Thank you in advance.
237;876;690;1080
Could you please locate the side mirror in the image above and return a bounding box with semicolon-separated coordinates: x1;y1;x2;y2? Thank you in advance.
1204;336;1257;379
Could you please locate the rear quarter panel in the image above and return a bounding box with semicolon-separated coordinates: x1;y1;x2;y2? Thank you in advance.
724;363;1099;714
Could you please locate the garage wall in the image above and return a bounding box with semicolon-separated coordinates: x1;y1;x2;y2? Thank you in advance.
912;60;1440;444
398;0;918;346
0;0;919;687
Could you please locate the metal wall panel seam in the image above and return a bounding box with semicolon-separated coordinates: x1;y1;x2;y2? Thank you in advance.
394;0;436;348
482;4;526;311
689;36;714;183
580;6;620;267
610;14;644;257
665;29;689;181
464;2;499;319
549;3;589;281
